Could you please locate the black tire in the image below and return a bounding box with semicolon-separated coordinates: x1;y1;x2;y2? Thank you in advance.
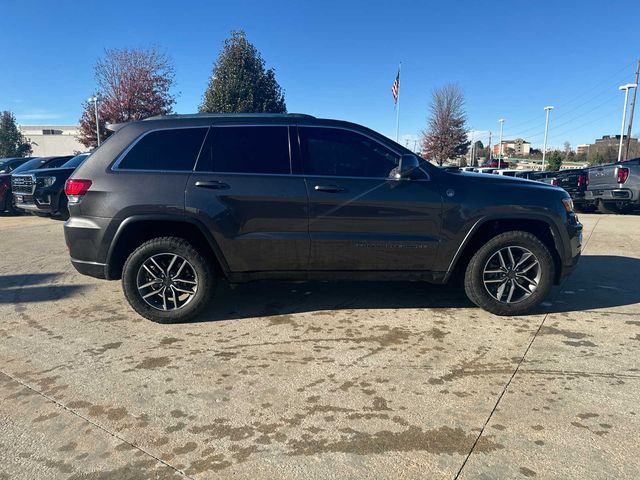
57;196;69;220
122;237;215;323
575;203;596;213
597;200;631;214
464;231;555;316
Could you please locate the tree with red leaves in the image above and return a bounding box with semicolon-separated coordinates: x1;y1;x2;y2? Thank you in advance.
420;84;469;166
78;46;176;148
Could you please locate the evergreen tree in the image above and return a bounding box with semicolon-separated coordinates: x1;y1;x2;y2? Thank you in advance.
200;31;286;113
0;111;32;157
546;150;563;171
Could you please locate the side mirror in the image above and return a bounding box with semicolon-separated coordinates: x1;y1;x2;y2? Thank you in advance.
396;154;420;179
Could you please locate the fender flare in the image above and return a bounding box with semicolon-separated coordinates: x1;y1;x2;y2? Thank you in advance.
443;213;566;282
105;214;230;280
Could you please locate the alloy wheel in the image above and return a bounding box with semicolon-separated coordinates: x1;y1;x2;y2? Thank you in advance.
482;246;541;304
136;253;198;311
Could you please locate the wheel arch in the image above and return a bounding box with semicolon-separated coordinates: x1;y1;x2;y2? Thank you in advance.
445;216;564;284
105;215;228;280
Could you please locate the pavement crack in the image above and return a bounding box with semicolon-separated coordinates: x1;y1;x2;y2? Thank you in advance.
0;369;194;480
455;216;601;479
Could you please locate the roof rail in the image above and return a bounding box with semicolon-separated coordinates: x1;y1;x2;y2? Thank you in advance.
142;112;316;121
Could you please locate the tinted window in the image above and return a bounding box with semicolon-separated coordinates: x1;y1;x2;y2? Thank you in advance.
44;157;73;168
12;158;46;174
300;127;399;178
119;128;207;171
196;126;290;174
62;154;89;169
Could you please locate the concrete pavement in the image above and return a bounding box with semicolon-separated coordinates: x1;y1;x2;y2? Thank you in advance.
0;213;638;479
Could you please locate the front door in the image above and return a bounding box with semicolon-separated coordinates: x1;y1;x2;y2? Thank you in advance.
297;126;442;271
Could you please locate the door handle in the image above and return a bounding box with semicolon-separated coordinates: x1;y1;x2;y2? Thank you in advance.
314;184;345;193
195;180;230;190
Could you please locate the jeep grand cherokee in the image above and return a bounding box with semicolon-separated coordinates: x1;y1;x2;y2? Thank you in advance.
64;113;582;323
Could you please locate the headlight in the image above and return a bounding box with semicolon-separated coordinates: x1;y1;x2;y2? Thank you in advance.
561;197;574;213
42;176;56;187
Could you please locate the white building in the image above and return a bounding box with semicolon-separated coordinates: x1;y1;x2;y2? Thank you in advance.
20;125;86;156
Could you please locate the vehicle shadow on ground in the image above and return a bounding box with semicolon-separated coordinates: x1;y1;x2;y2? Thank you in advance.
195;255;640;322
0;273;88;304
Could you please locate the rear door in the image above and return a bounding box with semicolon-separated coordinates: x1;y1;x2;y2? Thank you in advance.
297;126;442;271
185;124;309;272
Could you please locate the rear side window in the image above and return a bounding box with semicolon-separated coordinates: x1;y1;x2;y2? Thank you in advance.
299;127;399;178
118;128;207;171
196;126;290;174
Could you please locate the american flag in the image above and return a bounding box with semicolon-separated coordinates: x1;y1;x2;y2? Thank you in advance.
391;69;400;104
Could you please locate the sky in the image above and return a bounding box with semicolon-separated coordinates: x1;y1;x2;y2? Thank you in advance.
1;0;639;151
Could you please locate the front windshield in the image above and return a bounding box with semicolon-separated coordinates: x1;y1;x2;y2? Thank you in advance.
11;158;45;174
61;154;89;169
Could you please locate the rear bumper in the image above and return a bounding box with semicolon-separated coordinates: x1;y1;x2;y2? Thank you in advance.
70;258;107;279
585;188;637;203
64;215;116;279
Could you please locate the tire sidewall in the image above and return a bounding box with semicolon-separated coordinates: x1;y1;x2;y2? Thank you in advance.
122;238;214;323
465;232;554;315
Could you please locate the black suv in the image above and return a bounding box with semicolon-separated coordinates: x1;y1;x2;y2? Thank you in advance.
12;153;89;219
64;113;582;323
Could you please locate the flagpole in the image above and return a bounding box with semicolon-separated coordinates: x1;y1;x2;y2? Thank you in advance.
395;62;401;143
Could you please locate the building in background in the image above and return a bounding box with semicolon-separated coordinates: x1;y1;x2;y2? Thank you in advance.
586;135;640;163
20;125;85;156
492;138;531;157
576;144;589;156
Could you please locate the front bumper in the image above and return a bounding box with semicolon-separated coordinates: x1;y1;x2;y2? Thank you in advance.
558;214;582;281
13;191;54;214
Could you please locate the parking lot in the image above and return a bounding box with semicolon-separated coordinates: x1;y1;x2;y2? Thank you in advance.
0;213;638;479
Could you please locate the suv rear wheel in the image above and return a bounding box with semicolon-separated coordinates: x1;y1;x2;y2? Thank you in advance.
464;231;554;316
122;237;215;323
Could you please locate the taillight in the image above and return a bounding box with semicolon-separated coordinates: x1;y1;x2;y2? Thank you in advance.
577;174;587;187
616;167;629;184
551;178;558;186
65;179;92;204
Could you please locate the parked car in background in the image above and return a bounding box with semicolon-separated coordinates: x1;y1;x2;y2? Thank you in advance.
0;157;34;174
495;169;520;176
551;168;593;212
2;157;71;214
513;170;536;179
529;171;559;184
586;158;640;213
474;167;498;174
482;160;511;169
64;113;581;323
1;157;35;214
12;154;87;219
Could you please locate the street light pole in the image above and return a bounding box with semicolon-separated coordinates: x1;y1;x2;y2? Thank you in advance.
498;119;504;168
542;106;554;171
488;131;492;161
88;94;102;146
618;83;637;163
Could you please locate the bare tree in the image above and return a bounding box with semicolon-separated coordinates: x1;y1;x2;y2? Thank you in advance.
78;46;176;148
420;84;469;165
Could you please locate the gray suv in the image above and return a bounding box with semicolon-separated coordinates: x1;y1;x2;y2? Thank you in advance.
64;113;582;323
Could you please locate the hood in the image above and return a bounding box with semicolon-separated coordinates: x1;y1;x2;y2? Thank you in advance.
451;170;561;191
16;166;76;176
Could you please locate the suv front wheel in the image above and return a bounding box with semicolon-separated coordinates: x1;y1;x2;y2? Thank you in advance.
464;231;554;316
122;237;215;323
